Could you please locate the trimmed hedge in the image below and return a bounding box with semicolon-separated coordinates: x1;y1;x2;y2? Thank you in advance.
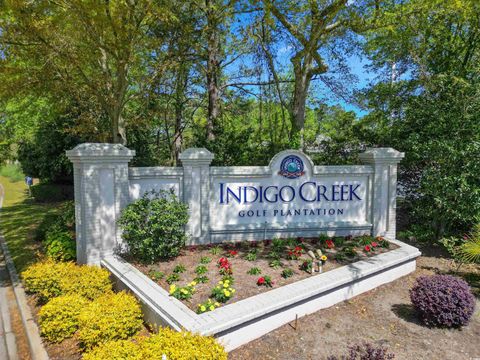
83;328;227;360
22;260;112;302
39;294;89;342
78;292;143;350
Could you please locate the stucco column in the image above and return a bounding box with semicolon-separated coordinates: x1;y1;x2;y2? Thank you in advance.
359;148;404;239
67;143;135;265
179;148;214;245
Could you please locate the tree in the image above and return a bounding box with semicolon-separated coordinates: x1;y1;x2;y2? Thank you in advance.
0;0;171;144
362;0;480;237
261;0;377;145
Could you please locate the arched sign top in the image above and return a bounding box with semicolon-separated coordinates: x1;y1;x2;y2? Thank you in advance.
268;150;314;179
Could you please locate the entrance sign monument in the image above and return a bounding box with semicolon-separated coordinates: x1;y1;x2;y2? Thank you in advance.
67;143;420;351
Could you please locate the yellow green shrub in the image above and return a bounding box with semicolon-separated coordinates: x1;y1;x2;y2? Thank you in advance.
78;291;143;350
21;260;112;302
38;294;89;342
139;328;227;360
63;264;112;301
82;339;141;360
83;328;227;360
22;260;77;302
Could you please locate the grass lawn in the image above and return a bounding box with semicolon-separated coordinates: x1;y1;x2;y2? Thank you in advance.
0;175;61;272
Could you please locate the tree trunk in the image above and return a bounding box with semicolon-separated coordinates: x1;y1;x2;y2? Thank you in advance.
205;0;220;141
290;55;313;149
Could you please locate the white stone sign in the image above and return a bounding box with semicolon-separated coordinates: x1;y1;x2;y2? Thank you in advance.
67;144;404;265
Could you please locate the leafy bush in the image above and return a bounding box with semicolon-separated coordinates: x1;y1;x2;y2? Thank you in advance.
281;268;294;279
78;292;143;350
410;275;476;327
35;201;75;241
38;294;89;342
327;342;395;360
247;267;261;275
82;339;139;360
30;183;74;203
44;229;76;261
83;328;227;360
0;163;24;182
22;261;111;302
118;190;189;263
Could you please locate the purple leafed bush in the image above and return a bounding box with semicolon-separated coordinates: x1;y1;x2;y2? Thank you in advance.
327;342;395;360
410;275;476;328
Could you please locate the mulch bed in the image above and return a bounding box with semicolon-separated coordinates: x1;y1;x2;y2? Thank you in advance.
130;236;397;312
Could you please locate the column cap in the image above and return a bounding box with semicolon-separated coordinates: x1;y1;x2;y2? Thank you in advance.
359;147;404;165
179;148;214;165
66;143;136;163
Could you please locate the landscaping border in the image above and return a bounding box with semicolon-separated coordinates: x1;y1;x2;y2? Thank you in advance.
102;238;420;352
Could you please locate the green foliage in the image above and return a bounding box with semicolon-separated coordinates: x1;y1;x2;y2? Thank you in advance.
78;292;143;350
39;294;89;343
269;259;282;269
210;246;221;255
44;230;76;261
247;267;261;275
30;183;74;203
22;260;112;303
173;264;186;274
211;279;235;303
195;265;208;275
148;270;164;282
118;190;189;263
460;223;480;263
244;251;257;262
200;256;212;264
166;273;180;284
0;164;24;182
83;328;227;360
281;268;294;279
194;275;209;283
271;238;286;252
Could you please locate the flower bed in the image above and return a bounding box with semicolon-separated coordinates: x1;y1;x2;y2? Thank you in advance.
129;235;397;312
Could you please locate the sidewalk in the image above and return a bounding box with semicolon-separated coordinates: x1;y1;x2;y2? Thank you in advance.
0;246;19;360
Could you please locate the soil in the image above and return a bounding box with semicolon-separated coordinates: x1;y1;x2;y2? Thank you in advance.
230;242;480;360
130;237;396;311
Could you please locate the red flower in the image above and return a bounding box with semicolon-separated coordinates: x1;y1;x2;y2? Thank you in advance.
294;246;302;252
257;277;265;285
189;246;197;252
228;250;238;256
364;245;371;252
371;242;378;247
326;239;335;249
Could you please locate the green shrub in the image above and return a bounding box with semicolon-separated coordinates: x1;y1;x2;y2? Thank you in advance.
30;183;74;203
78;292;143;350
0;163;24;182
44;229;76;261
38;294;89;342
118;190;189;263
22;261;112;302
35;201;75;242
83;328;227;360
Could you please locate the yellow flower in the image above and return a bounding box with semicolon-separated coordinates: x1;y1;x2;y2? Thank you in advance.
218;281;223;285
215;302;220;307
223;283;229;288
169;285;176;294
321;255;327;261
181;289;188;294
200;305;206;312
224;290;231;297
190;281;197;286
231;288;236;293
209;305;215;311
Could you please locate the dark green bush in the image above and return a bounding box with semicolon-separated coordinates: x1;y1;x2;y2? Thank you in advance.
36;201;76;261
118;190;189;263
31;183;74;203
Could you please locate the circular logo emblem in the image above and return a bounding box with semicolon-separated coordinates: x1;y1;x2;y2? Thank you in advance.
279;155;305;179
